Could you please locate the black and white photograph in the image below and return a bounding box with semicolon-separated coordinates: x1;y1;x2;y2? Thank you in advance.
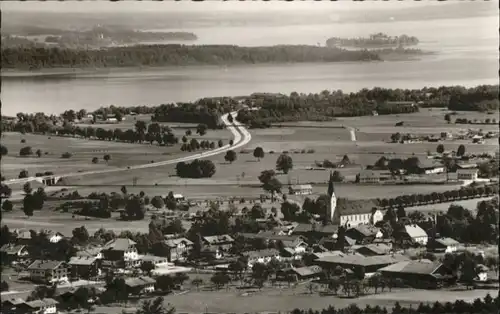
0;1;499;313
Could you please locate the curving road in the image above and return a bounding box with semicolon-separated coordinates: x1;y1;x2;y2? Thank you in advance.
4;112;252;186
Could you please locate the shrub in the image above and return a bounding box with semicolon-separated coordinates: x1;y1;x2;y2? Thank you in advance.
307;149;315;154
21;139;26;143
61;152;72;158
92;157;99;164
18;170;29;178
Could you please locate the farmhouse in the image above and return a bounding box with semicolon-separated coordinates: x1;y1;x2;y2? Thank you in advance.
358;170;392;184
345;225;383;244
239;233;308;255
427;237;461;253
13;230;33;245
395;225;428;246
276;265;323;282
0;244;29;263
202;235;234;251
288;184;313;195
242;248;281;268
68;256;101;280
124;276;156;295
291;223;338;240
101;238;140;268
163;237;193;262
139;255;170;268
27;260;68;284
354;243;392;256
42;230;65;243
417;160;445;175
76;247;103;259
315;254;409;277
378;260;450;289
17;298;59;314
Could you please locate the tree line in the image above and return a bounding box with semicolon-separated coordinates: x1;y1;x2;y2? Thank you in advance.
1;44;381;70
236;85;499;127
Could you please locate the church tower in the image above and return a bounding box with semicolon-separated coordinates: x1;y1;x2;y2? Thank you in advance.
327;171;338;223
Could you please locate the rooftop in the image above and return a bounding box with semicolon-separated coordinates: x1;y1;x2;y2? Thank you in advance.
347;225;380;237
28;260;65;270
0;244;26;255
292;223;338;234
290;184;313;190
68;256;98;266
242;248;280;259
316;253;409;267
203;234;234;244
124;276;156;288
379;260;442;275
292;265;323;277
434;237;461;247
404;225;428;239
103;238;136;251
336;198;379;216
164;238;193;248
25;298;59;309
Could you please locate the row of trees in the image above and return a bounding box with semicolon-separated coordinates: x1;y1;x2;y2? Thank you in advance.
377;184;498;209
175;159;216;178
2;44;381;70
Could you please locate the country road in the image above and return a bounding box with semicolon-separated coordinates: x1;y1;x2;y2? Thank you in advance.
4;112;252;187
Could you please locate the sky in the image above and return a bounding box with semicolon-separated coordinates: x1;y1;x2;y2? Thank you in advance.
1;0;449;13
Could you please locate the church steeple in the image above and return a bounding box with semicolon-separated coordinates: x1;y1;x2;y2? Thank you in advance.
327;171;335;197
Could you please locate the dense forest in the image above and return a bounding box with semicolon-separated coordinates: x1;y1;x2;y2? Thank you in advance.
236;85;499;127
326;33;419;48
1;44;381;70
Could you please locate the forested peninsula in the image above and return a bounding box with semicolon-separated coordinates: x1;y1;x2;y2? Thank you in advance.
1;44;381;70
326;33;420;48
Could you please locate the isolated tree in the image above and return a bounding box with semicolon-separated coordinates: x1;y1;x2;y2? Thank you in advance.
331;170;344;182
457;144;466;157
444;113;451;124
253;147;265;161
436;144;445;154
18;170;29;179
263;177;282;202
23;195;34;218
103;154;111;163
151;196;165;209
182;136;188;143
0;184;12;198
0;145;8;157
121;185;128;195
61;152;72;159
72;226;90;244
19;146;33;156
92;157;99;164
224;150;237;163
229;139;234;146
36;149;42;158
218;139;224;148
23;182;32;195
185;129;192;136
191;278;203;291
196;123;208;136
227;114;234;123
2;200;13;212
276;153;293;174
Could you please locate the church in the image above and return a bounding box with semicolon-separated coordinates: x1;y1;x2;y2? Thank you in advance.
326;171;384;228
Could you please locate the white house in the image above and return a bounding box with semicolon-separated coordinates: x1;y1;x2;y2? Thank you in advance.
476;264;489;282
242;249;281;268
358;170;392;184
46;232;65;243
429;237;460;253
139;255;171;268
289;184;313;195
402;225;428;245
27;260;69;283
457;168;479;181
24;298;59;314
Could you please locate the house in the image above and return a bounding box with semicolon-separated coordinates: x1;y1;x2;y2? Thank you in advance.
427;237;461;253
124;276;156;295
440;132;453;139
0;244;29;263
101;238;139;268
239;233;308;255
457;168;479;181
163;237;193;262
358;170;392;184
17;298;59;314
354;243;392;256
378;259;450;289
396;225;428;246
315;254;409;277
41;231;65;243
312;250;349;260
291;223;338;240
139;255;170;268
27;260;68;284
173;194;185;202
345;225;382;244
13;230;33;245
2;298;26;314
475;264;489;282
417;161;445;175
242;248;281;268
288;184;313;195
68;256;100;280
202;235;234;251
76;247;103;259
276;265;323;282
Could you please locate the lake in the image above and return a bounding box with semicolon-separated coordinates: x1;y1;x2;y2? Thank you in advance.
2;15;498;115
